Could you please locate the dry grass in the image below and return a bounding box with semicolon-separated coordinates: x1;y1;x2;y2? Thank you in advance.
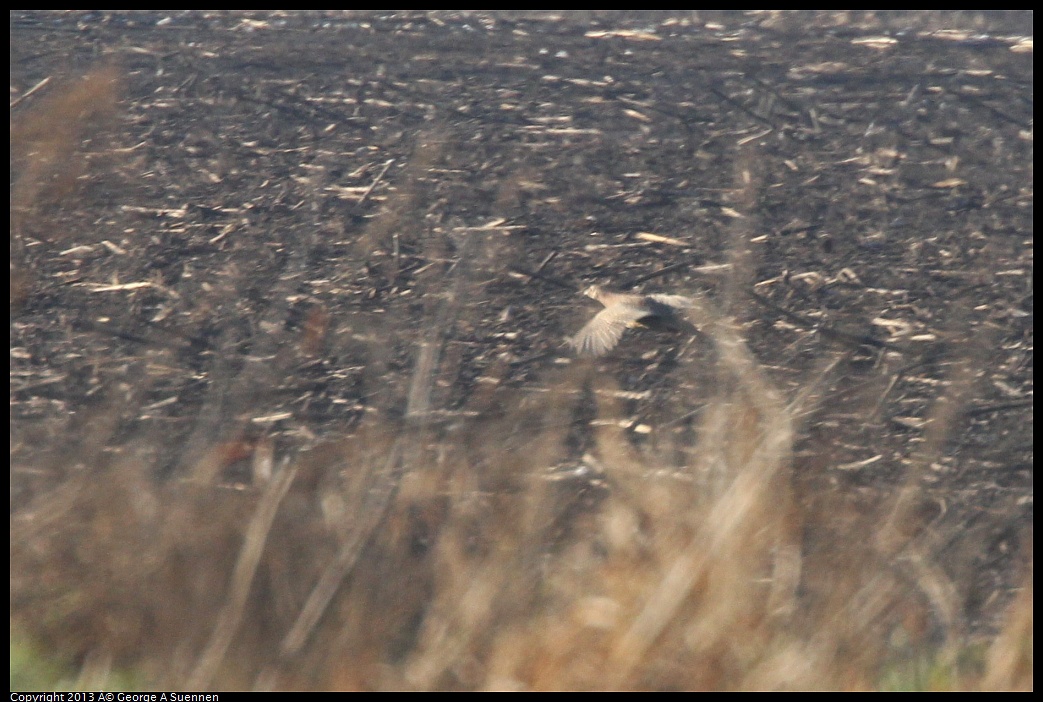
11;289;1032;690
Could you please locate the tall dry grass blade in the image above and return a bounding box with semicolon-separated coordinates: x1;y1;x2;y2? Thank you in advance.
189;456;299;689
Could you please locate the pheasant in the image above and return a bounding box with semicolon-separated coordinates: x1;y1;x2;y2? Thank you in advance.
569;285;698;356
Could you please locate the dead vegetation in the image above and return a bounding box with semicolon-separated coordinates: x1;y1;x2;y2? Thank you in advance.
11;11;1031;691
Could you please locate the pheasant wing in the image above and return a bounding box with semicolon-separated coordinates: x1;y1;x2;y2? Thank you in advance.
647;293;696;309
570;303;648;356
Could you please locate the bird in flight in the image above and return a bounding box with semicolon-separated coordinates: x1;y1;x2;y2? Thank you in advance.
569;285;698;356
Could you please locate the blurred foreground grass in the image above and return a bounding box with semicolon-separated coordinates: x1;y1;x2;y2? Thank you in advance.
10;305;1032;690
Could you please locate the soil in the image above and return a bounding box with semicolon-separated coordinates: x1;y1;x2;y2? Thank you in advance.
10;10;1032;666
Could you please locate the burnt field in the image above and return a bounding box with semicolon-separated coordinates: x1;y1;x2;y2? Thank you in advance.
10;11;1032;691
